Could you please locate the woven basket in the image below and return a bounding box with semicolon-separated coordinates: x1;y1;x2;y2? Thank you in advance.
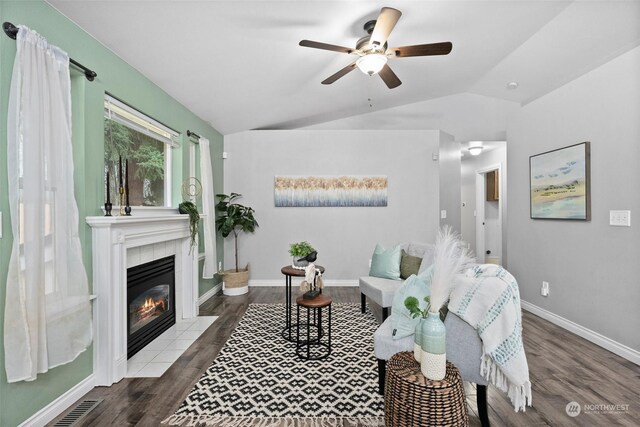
385;352;468;427
222;265;249;289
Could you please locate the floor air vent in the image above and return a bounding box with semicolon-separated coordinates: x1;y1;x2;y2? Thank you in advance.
54;399;102;427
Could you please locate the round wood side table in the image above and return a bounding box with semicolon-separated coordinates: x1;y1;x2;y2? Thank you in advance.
295;294;332;360
385;351;468;427
281;265;325;342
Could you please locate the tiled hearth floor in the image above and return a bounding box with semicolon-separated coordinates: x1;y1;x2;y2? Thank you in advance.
125;316;218;377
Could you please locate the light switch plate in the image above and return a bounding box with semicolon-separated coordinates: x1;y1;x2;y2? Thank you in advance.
609;210;631;227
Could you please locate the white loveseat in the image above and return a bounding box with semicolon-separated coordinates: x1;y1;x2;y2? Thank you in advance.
359;242;435;320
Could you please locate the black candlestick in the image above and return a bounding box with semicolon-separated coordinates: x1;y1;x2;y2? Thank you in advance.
124;159;131;215
104;170;112;216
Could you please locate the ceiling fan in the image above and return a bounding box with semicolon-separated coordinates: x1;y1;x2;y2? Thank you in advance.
299;7;452;89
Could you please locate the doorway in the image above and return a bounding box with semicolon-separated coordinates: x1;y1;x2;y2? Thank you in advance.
460;141;507;266
476;165;502;265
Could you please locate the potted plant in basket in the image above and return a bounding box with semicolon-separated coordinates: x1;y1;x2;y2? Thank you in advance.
289;241;317;269
215;193;258;295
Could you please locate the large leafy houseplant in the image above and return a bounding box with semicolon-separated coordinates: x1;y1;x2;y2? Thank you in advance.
215;193;258;272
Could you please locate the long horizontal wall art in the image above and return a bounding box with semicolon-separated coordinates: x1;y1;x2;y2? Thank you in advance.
274;175;388;207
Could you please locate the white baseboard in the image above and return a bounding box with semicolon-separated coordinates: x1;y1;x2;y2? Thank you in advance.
249;279;359;287
521;300;640;365
19;374;96;427
198;283;222;306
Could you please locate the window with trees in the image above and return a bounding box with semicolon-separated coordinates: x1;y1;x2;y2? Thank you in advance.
104;95;179;207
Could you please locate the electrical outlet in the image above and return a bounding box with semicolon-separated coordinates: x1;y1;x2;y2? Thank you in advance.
609;210;631;227
541;281;549;297
440;210;447;219
368;259;372;268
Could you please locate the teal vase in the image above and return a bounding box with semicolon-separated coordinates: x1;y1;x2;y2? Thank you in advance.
413;318;426;362
420;310;446;380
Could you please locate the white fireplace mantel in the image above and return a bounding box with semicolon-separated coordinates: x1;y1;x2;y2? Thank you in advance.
86;214;200;386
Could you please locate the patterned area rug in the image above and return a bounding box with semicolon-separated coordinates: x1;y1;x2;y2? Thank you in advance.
163;303;384;426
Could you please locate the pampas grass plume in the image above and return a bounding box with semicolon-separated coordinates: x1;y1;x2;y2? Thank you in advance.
430;226;475;312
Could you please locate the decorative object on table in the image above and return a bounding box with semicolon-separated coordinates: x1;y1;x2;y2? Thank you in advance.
178;201;199;254
530;141;590;220
124;159;131;216
164;303;383;426
421;226;474;380
274;175;388;207
104;170;112;216
405;294;431;362
299;263;324;299
215;193;258;295
289;241;316;269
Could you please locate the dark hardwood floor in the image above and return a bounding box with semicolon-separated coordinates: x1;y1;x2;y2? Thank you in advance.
49;287;639;426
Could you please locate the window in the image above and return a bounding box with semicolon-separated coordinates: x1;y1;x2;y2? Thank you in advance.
104;95;179;207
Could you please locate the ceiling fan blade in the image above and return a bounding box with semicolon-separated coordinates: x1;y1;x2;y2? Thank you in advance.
321;62;358;85
378;64;402;89
369;7;402;49
299;40;354;54
392;42;453;58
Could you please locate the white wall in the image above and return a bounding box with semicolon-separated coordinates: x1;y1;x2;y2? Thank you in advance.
438;132;461;232
223;130;442;281
507;46;640;352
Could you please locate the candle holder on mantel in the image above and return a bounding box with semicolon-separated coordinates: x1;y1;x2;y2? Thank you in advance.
119;187;126;216
104;202;112;217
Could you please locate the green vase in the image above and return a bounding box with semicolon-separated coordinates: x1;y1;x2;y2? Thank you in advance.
413;318;426;362
420;310;446;380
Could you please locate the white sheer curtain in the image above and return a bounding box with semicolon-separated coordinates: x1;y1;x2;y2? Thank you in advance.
4;26;92;383
199;137;217;278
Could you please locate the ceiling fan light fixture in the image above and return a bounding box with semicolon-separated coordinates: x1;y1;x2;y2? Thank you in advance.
356;54;387;76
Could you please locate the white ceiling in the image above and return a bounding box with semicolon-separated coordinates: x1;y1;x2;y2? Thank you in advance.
47;1;640;136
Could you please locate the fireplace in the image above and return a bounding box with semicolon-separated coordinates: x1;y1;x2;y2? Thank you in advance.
127;255;176;358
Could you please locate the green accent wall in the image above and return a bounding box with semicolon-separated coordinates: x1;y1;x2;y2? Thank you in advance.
0;2;223;425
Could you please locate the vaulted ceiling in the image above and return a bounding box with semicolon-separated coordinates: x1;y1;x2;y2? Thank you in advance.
47;1;640;136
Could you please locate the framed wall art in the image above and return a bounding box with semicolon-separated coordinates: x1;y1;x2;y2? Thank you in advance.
274;175;388;207
530;141;590;220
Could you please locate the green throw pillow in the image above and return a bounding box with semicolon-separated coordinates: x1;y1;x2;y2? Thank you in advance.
391;266;433;339
400;249;423;280
369;244;402;280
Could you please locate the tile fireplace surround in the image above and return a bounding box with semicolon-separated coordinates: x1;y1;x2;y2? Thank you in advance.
86;212;200;386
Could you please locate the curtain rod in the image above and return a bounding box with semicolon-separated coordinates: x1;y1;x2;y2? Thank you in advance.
187;130;201;142
3;22;97;82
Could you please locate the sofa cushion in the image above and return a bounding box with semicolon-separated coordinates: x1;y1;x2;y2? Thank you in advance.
390;267;433;339
418;244;436;274
359;276;402;308
400;249;422;279
369;244;402;280
374;316;414;360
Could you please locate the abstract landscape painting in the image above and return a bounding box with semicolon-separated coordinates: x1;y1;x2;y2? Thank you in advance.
274;175;388;207
530;142;590;220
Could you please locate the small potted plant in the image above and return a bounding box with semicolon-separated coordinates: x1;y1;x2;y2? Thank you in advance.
289;241;317;269
215;193;258;295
